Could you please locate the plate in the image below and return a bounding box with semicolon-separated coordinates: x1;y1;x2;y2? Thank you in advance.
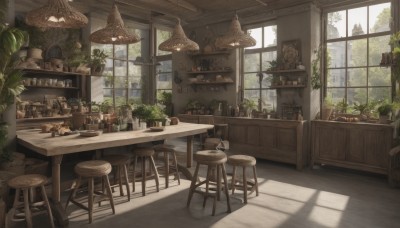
79;130;102;137
150;127;165;132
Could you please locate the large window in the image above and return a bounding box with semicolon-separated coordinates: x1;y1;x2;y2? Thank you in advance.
243;24;277;111
155;28;172;97
325;2;392;106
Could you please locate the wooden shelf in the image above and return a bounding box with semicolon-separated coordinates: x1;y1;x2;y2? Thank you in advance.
269;85;306;89
22;69;82;76
16;115;72;123
188;51;230;56
189;81;234;85
187;70;232;74
264;69;306;74
25;85;78;90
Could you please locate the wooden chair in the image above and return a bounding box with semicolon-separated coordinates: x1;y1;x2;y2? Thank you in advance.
7;174;54;228
153;144;180;188
187;150;231;216
132;147;160;196
228;155;259;204
65;160;115;224
102;154;131;201
389;145;400;187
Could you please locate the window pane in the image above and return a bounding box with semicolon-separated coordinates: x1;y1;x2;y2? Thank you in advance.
261;51;277;70
157;60;172;73
129;76;141;89
128;42;141;60
369;35;391;66
327;69;346;87
368;87;391;102
264;25;277;47
156;29;172;56
128;62;141;76
347;88;367;105
347;68;367;87
244;89;259;102
244;53;260;72
261;89;277;111
103;59;113;76
347;39;367;67
115;45;127;59
261;74;273;88
369;3;391;33
244;73;259;89
246;27;262;49
114;60;127;76
327;11;346;39
157;73;172;90
115;76;128;89
327;41;346;68
369;67;391;86
327;88;345;104
348;7;367;36
104;75;113;88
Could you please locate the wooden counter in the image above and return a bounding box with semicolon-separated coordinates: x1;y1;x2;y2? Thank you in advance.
311;120;394;174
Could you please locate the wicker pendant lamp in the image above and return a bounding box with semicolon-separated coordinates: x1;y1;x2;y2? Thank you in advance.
158;18;199;52
25;0;88;28
90;3;141;44
215;14;256;49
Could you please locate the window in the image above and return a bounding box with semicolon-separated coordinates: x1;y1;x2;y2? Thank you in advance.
325;2;392;107
155;28;172;98
243;24;277;111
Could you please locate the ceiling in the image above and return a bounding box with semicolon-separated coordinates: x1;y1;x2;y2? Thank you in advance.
14;0;358;28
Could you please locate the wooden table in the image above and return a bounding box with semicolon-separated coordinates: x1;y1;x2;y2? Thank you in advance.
17;122;213;226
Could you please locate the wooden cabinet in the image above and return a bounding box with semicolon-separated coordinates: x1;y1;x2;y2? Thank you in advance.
187;51;234;91
227;117;307;170
311;120;394;174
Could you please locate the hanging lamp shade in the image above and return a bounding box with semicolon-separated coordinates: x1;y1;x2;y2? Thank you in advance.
158;19;199;52
25;0;88;28
90;4;141;44
215;14;256;49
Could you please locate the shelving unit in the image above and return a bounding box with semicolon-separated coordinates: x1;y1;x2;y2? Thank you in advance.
264;69;307;96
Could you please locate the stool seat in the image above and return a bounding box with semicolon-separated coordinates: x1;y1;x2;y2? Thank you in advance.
134;148;155;157
103;154;130;165
74;160;112;177
194;150;227;164
228;155;256;167
8;174;47;189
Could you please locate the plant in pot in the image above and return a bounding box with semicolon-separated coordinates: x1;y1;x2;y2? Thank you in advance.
321;97;334;120
377;103;392;124
132;104;167;127
0;24;28;172
89;49;108;76
157;91;173;116
242;98;258;117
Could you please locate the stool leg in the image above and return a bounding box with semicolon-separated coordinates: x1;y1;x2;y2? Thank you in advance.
142;156;146;196
253;165;259;196
221;163;232;213
243;166;247;204
132;155;137;193
187;163;200;207
40;185;55;228
13;188;21;208
150;156;160;192
65;176;82;210
231;165;237;195
164;151;169;188
216;165;221;201
23;188;33;228
88;177;94;224
172;151;180;185
118;165;124;197
203;166;212;208
123;164;131;201
104;175;116;215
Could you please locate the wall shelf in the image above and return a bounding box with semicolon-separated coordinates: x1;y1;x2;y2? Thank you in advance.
188;51;230;57
24;85;79;90
16;115;72;123
187;70;232;74
264;69;306;74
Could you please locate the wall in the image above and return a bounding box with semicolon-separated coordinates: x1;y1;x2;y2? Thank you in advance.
172;2;321;120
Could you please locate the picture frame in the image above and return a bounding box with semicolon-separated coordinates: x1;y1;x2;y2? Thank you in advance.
281;39;301;70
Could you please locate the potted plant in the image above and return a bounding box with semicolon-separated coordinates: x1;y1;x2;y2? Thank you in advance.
132;104;167;127
89;49;108;76
321;97;334;120
157;91;173;116
0;24;28;169
242;98;258;117
377;103;392;124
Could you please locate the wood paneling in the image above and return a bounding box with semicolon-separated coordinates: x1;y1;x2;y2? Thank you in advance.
247;126;260;145
260;126;275;149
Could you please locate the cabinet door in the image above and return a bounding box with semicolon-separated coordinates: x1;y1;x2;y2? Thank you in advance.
229;125;246;144
276;128;297;152
260;126;275;149
347;129;365;163
364;129;389;168
246;125;260;145
316;126;346;161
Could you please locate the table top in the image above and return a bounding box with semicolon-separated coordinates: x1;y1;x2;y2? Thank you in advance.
17;122;214;157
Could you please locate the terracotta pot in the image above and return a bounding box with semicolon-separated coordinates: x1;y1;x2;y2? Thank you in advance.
27;48;43;60
321;107;333;120
379;115;389;124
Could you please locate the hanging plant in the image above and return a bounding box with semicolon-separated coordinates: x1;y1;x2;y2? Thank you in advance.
389;32;400;83
311;45;322;90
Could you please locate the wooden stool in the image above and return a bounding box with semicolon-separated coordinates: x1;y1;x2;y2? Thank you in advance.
153;144;181;188
65;160;115;224
187;150;231;216
132;148;160;196
228;155;259;204
7;174;54;228
103;154;131;201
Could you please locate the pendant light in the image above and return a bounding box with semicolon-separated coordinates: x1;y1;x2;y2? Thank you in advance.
25;0;88;28
90;3;141;44
215;14;256;49
158;18;199;52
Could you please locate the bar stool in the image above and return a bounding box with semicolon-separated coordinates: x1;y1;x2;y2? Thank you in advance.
7;174;54;228
187;150;231;216
132;147;160;196
65;160;115;224
228;155;259;204
102;154;131;201
153;144;180;188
